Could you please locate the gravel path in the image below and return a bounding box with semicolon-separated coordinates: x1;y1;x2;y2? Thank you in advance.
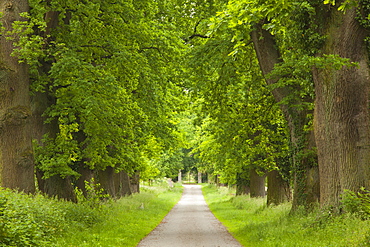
137;184;242;247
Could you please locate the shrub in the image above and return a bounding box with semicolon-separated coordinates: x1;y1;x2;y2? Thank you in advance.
0;188;66;246
0;184;107;246
341;187;370;219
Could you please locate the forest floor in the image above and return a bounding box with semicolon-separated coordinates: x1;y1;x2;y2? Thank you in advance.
137;184;242;247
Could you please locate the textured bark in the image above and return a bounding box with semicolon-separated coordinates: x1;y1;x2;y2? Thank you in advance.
75;167;132;198
236;171;250;196
30;6;77;201
96;166;115;196
0;0;35;193
37;172;76;202
32;92;78;200
75;166;95;197
130;171;140;193
305;165;320;207
115;170;132;197
292;130;320;209
267;170;291;206
31;64;77;201
251;22;319;208
249;169;266;198
313;7;370;208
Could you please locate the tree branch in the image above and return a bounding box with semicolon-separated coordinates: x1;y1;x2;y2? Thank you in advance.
138;47;160;53
188;34;210;40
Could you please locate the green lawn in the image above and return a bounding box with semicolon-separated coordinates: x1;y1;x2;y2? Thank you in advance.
202;184;370;247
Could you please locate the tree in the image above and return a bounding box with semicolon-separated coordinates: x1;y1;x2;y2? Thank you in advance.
9;0;187;198
0;1;35;193
312;1;370;208
212;0;370;210
188;27;291;200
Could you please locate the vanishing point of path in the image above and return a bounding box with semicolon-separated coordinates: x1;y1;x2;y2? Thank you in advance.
137;184;242;247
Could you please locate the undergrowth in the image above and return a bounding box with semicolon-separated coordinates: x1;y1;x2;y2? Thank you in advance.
0;181;183;247
202;184;370;247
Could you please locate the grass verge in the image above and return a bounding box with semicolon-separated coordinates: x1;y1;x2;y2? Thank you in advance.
202;184;370;247
54;184;183;247
0;182;183;247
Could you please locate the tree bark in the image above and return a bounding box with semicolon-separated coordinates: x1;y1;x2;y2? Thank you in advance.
198;171;202;183
267;170;291;206
251;22;320;208
0;0;35;193
96;166;115;196
37;171;76;201
236;171;250;196
249;169;266;197
130;171;140;193
313;7;370;208
115;170;132;197
75;166;95;197
178;169;182;183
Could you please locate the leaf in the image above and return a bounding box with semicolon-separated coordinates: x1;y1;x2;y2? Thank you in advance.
324;0;335;5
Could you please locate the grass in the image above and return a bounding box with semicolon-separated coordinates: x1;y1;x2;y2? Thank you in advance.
53;183;183;247
0;182;183;247
202;184;370;247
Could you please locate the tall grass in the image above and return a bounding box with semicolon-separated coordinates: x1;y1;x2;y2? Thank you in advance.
0;182;183;247
202;184;370;247
54;183;183;247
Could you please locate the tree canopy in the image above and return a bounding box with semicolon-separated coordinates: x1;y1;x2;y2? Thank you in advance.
1;0;370;212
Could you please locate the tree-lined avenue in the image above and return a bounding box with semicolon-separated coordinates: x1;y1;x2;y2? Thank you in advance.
137;185;242;247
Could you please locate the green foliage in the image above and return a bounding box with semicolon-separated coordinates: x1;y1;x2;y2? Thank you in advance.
341;188;370;219
75;179;110;209
0;188;65;246
54;183;183;247
7;0;189;179
5;11;47;73
189;40;290;183
0;183;182;247
358;0;370;28
268;54;356;108
0;186;113;246
357;0;370;58
203;185;370;247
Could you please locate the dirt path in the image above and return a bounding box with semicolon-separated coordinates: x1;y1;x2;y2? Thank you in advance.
137;184;242;247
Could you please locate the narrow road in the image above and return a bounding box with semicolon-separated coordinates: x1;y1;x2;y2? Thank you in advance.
137;184;242;247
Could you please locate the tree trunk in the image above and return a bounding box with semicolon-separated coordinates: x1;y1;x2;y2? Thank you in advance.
0;1;35;193
114;170;132;197
198;171;202;183
251;22;319;208
292;129;320;210
267;170;290;206
37;171;76;202
216;174;221;187
204;173;208;183
178;169;182;183
29;6;77;200
75;166;95;197
313;7;370;209
236;171;250;196
130;171;140;193
249;169;266;197
96;166;115;196
305;166;320;207
32;92;78;200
